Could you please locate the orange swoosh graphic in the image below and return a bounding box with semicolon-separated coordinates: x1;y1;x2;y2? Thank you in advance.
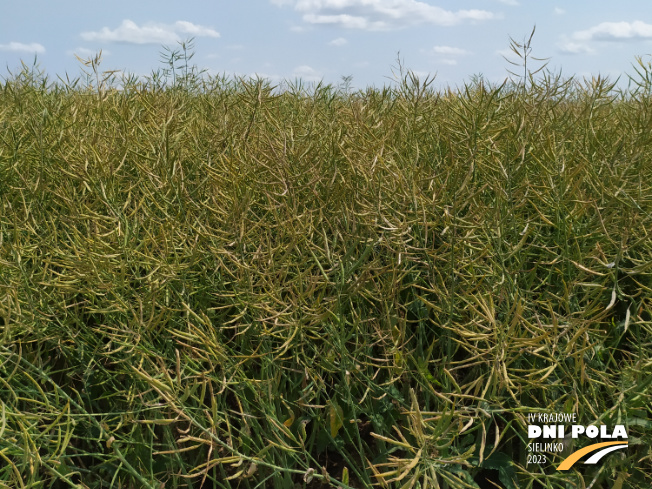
557;441;628;471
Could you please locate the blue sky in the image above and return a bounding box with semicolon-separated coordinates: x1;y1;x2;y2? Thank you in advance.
2;1;652;89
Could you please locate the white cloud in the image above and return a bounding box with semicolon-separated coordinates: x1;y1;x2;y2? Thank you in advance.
71;47;95;57
0;42;45;54
174;21;220;38
495;48;513;58
68;47;111;58
553;7;565;15
557;41;595;55
556;20;652;55
411;70;432;79
329;37;348;46
497;0;519;6
572;21;652;42
292;64;323;82
80;19;220;45
432;45;469;56
272;0;495;30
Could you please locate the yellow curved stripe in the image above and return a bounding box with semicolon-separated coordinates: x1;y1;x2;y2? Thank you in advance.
557;441;628;471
